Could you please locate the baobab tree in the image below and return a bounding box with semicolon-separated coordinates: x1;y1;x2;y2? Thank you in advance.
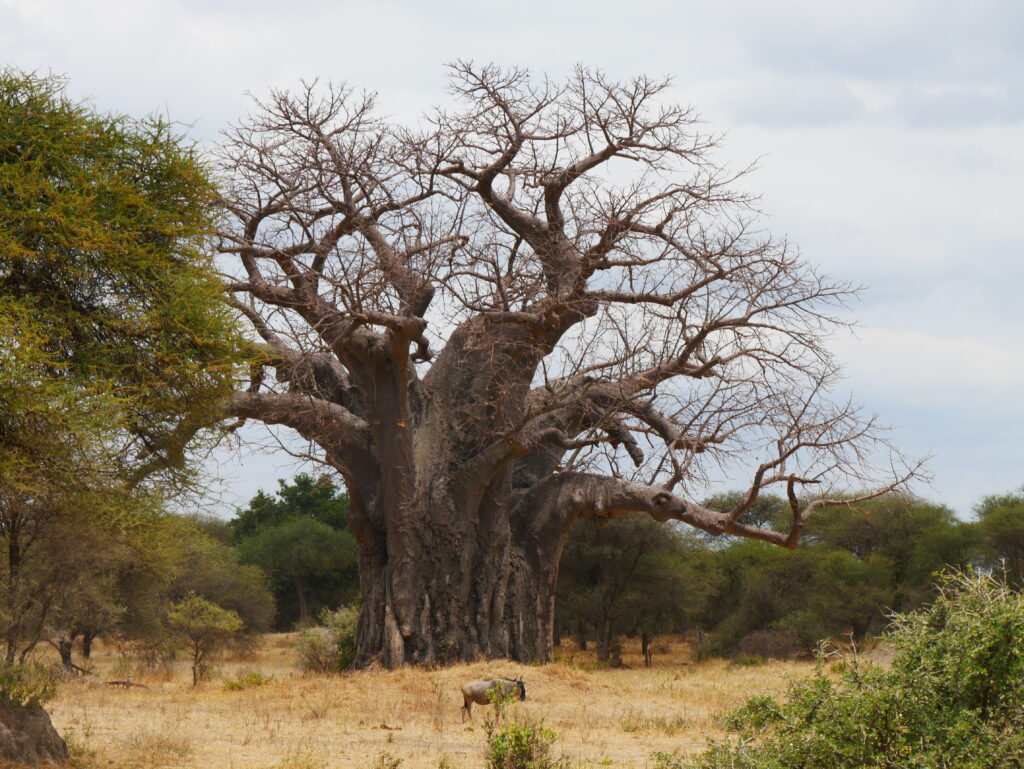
217;64;918;667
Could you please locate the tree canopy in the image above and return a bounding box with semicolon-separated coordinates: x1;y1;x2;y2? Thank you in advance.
0;68;245;489
215;64;919;666
231;474;357;628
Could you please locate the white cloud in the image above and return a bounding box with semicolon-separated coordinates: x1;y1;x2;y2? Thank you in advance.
832;327;1024;407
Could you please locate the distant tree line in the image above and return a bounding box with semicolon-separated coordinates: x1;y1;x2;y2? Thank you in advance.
555;488;1024;663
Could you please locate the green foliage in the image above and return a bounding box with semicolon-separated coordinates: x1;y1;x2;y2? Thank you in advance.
236;517;356;626
222;670;274;691
0;661;56;708
0;67;246;487
113;513;274;661
699;495;983;657
231;474;350;541
174;522;275;633
0;69;249;668
557;515;718;661
484;719;565;769
295;605;359;673
232;475;357;629
975;488;1024;588
167;593;243;685
684;572;1024;769
803;496;978;610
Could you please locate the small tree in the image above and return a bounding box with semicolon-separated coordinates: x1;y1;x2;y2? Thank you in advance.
167;594;243;686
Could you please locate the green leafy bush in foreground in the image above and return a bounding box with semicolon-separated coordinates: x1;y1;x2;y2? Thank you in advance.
485;720;565;769
663;572;1024;769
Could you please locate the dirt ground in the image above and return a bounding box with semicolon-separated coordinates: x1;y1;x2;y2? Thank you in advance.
46;635;813;768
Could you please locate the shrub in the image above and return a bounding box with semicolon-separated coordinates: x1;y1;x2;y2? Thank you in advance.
0;662;55;709
682;571;1024;769
484;719;566;769
222;670;274;691
296;605;358;673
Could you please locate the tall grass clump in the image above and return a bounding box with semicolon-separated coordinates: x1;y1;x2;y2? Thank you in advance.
663;571;1024;769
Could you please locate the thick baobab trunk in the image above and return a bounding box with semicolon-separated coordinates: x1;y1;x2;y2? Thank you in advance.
343;466;732;668
347;494;562;667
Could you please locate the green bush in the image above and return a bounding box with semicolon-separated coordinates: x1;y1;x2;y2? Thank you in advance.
680;571;1024;769
484;719;566;769
295;605;358;673
0;662;56;709
222;670;274;691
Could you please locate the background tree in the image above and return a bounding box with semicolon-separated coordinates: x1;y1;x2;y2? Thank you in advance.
231;475;358;628
230;474;350;540
801;496;980;611
974;488;1024;588
216;64;918;667
556;516;716;663
112;514;274;660
236;517;356;626
696;493;980;656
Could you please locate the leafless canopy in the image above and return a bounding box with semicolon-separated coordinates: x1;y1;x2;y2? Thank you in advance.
216;63;921;665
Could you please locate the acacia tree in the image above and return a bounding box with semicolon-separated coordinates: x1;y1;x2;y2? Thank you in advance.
217;64;918;667
1;68;245;666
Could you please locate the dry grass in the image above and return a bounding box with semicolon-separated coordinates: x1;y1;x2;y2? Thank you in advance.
47;634;812;768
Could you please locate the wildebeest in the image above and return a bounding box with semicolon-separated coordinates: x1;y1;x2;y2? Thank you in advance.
460;677;526;721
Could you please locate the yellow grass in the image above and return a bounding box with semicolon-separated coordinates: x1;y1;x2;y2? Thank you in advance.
47;635;813;768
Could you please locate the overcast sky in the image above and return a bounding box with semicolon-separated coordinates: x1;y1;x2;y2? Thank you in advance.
4;0;1021;517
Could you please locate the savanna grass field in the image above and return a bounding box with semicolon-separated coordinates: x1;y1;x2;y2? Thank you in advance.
46;636;811;769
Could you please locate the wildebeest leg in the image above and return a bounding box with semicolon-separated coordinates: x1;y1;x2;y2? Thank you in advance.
461;698;472;722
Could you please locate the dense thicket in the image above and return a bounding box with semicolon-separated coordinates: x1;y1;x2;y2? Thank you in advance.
668;573;1024;769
